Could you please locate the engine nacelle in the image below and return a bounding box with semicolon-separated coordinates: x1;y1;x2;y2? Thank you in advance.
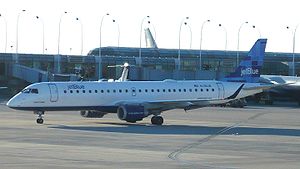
80;110;107;118
117;105;148;123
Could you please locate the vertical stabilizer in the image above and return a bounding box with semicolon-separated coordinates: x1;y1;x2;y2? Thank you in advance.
223;39;267;83
144;28;158;48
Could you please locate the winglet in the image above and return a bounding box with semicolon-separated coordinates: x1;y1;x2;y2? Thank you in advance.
225;84;245;100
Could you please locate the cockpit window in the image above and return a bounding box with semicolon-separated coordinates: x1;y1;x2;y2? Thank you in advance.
31;89;39;94
21;88;39;94
22;89;31;93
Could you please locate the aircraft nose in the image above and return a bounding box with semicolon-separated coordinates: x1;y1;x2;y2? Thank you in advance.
6;97;20;108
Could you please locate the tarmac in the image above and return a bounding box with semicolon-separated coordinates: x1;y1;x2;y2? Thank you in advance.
0;99;299;169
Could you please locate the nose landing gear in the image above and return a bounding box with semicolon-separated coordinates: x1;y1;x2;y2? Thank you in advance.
34;111;45;124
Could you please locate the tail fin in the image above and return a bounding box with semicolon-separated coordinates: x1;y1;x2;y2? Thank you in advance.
223;39;267;83
144;28;158;48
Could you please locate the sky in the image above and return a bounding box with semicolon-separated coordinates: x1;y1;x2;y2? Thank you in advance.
0;0;300;55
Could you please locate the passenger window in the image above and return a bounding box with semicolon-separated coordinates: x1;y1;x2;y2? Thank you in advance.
173;89;176;92
168;89;171;92
89;90;92;93
83;90;86;93
113;90;116;93
151;89;154;92
145;89;148;92
76;90;79;93
125;89;128;93
212;89;215;92
201;89;203;92
95;90;98;93
119;89;122;93
206;89;209;92
189;89;192;92
183;89;186;92
70;90;73;93
179;89;181;92
101;90;104;93
163;89;166;92
107;90;110;93
195;89;198;92
64;90;67;93
157;89;160;92
139;89;142;92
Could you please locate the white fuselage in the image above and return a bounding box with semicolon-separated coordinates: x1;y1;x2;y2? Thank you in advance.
6;80;261;113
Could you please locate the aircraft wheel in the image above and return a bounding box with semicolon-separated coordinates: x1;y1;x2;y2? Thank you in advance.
151;116;164;125
36;118;44;124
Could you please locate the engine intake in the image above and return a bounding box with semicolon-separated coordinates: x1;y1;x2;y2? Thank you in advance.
117;105;148;123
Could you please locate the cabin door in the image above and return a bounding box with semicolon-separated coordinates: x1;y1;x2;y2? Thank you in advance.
216;83;224;99
48;84;58;102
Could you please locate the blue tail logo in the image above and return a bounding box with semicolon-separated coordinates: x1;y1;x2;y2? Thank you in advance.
223;39;267;83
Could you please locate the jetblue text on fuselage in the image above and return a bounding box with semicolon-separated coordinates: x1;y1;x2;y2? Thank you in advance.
67;84;85;90
240;67;259;76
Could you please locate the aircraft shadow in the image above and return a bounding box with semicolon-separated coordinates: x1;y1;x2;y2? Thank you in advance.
50;123;300;137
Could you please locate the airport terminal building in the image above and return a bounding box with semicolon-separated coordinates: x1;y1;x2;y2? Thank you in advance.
0;46;299;83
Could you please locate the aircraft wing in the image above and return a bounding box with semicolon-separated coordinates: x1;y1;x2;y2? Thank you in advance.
116;98;229;113
243;82;296;91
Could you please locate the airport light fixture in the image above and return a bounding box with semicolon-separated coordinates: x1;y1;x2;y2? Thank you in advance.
16;9;26;54
218;23;227;52
178;16;190;70
139;15;150;67
237;21;248;67
99;13;110;59
288;25;300;76
76;17;83;55
0;14;7;53
57;11;68;55
199;19;210;70
36;16;45;54
112;19;120;48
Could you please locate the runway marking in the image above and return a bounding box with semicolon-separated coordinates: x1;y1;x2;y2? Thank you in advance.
168;112;267;169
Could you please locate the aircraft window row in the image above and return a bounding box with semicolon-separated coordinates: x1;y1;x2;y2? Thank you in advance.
63;88;215;94
21;88;39;94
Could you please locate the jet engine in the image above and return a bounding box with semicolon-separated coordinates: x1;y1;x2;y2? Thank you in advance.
117;105;148;123
80;110;107;118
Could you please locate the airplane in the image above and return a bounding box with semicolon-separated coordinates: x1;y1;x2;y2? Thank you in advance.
256;75;300;105
6;39;274;125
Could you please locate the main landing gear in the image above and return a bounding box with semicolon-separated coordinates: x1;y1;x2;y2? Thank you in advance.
151;116;164;125
34;111;44;124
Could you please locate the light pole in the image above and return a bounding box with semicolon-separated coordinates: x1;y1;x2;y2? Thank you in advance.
16;9;26;54
199;19;210;70
218;24;227;51
112;19;120;48
290;25;300;76
57;11;67;55
36;16;45;54
76;17;83;55
252;25;262;38
139;16;150;66
0;14;7;53
237;21;248;67
178;16;190;70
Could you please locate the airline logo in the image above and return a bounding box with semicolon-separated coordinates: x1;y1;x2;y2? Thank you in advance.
240;67;259;76
67;84;85;90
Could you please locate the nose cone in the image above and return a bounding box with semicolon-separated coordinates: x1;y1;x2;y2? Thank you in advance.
6;96;20;109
